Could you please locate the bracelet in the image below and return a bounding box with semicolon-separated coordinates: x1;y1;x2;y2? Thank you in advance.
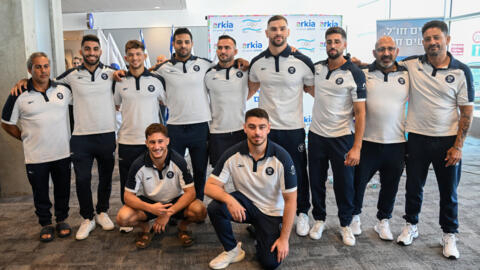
453;146;462;151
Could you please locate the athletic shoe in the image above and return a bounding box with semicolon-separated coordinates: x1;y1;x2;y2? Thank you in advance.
296;213;310;236
374;219;393;241
119;226;134;233
340;226;356;246
351;215;362;235
442;233;459;259
76;219;96;240
309;220;326;240
397;223;418;246
95;212;115;231
209;242;245;269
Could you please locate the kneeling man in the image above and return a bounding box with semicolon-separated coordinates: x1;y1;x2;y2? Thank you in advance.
206;108;297;270
116;123;206;248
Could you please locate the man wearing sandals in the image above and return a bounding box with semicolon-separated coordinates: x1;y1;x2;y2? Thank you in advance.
206;108;297;269
1;52;72;242
116;123;207;248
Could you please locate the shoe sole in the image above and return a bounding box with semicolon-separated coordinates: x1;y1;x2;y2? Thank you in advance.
374;226;393;241
209;250;245;269
76;224;96;240
397;233;418;246
296;229;309;237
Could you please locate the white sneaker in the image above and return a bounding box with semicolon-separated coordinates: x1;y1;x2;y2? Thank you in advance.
76;219;96;240
119;226;133;233
340;226;356;246
374;219;393;241
351;215;362;235
397;223;418;246
309;220;326;240
442;233;459;259
296;213;310;236
209;242;245;269
95;212;115;231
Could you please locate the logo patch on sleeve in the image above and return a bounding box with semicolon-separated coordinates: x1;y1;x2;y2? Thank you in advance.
290;165;296;175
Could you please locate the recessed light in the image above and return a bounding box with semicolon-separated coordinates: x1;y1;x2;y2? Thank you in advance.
154;6;160;9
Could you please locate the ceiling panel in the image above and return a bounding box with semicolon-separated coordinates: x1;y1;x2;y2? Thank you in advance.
61;0;186;13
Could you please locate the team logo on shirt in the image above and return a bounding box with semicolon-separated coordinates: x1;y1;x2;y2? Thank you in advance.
101;73;108;80
297;143;305;152
398;77;406;85
193;65;200;72
148;85;155;92
236;71;243;78
57;93;64;100
335;77;344;85
288;66;296;74
290;165;296;175
166;171;175;178
445;75;455;83
265;167;275;175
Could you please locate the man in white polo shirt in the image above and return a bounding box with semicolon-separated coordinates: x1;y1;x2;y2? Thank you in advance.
205;35;247;167
352;36;409;240
206;108;297;270
2;52;72;242
116;123;206;249
306;26;366;246
10;35;118;240
248;15;314;237
396;20;474;259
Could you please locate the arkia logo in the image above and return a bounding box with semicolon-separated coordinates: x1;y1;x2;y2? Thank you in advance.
243;41;263;49
213;21;234;29
318;20;339;28
296;20;316;28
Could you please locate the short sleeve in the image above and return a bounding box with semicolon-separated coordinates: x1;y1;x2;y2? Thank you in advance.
1;94;21;125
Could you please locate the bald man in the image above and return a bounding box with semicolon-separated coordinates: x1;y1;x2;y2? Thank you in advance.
351;36;409;240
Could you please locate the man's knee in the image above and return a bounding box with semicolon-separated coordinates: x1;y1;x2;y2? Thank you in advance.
186;200;207;221
116;206;138;226
258;253;281;270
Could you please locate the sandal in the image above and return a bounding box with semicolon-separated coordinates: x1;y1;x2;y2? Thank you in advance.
56;222;72;238
40;225;55;242
135;231;154;249
178;229;194;247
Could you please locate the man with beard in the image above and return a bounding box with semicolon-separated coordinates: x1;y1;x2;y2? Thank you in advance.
204;35;247;168
10;35;118;240
2;52;72;242
113;40;166;232
248;15;314;237
206;108;297;270
351;36;409;241
305;26;366;246
396;20;474;259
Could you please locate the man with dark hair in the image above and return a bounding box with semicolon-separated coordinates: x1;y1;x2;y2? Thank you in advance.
205;35;247;168
396;20;474;259
206;108;297;269
72;56;82;67
305;26;366;246
352;36;409;241
113;40;166;232
248;15;314;237
2;52;72;242
10;34;118;240
116;123;206;248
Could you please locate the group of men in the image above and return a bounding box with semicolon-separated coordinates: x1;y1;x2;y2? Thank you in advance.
1;14;474;269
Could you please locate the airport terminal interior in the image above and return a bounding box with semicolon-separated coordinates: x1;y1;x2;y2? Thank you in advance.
1;0;480;269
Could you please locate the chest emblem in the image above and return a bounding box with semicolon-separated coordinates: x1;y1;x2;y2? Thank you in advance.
57;93;64;100
445;75;455;83
236;71;243;78
193;65;200;72
288;66;296;74
101;73;108;80
166;171;175;178
265;167;274;175
335;77;344;85
147;85;155;92
398;77;406;85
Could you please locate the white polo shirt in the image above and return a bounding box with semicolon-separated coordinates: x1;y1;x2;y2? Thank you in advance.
1;80;71;164
210;140;297;217
113;69;166;145
205;61;248;133
361;62;409;143
125;149;194;204
56;63;116;135
310;57;367;137
400;53;474;136
153;55;213;125
249;46;314;130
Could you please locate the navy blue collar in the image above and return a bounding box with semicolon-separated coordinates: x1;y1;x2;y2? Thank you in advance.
420;51;460;69
265;45;292;58
126;68;151;78
367;61;407;72
26;78;56;92
170;54;197;65
78;62;105;73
